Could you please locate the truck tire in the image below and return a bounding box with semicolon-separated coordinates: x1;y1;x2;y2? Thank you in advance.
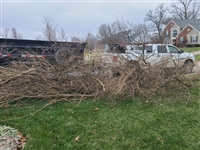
183;60;194;73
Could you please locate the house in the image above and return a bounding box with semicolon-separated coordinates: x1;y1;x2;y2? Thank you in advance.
163;19;200;46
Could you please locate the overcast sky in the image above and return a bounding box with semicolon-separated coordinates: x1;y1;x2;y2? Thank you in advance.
1;0;171;41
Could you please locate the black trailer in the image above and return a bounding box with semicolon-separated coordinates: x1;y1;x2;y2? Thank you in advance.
0;38;87;65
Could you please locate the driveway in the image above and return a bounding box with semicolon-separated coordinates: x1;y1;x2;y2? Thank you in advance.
191;51;200;55
190;51;200;73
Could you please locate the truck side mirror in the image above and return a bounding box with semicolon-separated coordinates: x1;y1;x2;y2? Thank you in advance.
179;49;184;53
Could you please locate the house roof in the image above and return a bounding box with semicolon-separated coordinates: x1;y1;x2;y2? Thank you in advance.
173;19;200;31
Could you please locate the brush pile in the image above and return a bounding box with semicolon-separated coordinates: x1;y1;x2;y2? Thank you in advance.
0;55;195;108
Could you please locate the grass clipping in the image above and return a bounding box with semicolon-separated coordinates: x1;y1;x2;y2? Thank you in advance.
0;56;195;108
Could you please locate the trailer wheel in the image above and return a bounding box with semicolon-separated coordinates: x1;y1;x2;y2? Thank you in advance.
55;49;73;65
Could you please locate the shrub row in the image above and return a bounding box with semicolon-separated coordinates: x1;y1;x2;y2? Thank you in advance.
186;44;200;47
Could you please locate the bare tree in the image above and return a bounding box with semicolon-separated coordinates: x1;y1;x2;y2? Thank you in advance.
35;35;44;40
41;17;58;41
114;19;150;45
148;34;161;44
170;0;200;20
59;27;67;41
0;28;23;39
71;36;81;42
0;28;10;38
37;17;68;41
144;3;168;43
162;16;174;25
96;24;110;44
10;28;23;39
85;32;98;50
133;24;150;44
96;23;120;45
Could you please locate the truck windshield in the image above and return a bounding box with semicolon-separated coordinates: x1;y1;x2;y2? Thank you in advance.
168;46;180;53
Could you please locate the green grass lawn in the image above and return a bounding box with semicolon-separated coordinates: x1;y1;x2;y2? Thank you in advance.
181;47;200;52
1;83;200;150
195;54;200;61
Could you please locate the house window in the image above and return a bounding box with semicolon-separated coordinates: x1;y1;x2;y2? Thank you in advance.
164;37;170;44
190;36;198;43
173;30;178;37
180;37;184;44
166;30;169;37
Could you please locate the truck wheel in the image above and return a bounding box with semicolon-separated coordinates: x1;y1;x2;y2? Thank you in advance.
183;60;194;73
55;49;73;65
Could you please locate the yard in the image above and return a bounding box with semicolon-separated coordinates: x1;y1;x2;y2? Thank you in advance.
195;54;200;61
1;46;200;150
181;46;200;53
1;80;200;150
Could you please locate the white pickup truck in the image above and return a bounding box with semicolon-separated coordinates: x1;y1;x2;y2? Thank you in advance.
100;44;195;72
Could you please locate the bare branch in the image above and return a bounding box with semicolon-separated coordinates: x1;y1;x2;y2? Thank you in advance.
10;28;23;39
170;0;200;19
144;3;168;43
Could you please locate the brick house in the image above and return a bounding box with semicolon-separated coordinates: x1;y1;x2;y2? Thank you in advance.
163;19;200;46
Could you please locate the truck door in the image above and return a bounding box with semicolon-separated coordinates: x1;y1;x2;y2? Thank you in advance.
144;45;167;66
152;45;168;66
167;45;181;67
143;45;155;65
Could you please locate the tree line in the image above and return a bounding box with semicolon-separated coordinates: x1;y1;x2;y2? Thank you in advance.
97;0;200;46
0;0;199;49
